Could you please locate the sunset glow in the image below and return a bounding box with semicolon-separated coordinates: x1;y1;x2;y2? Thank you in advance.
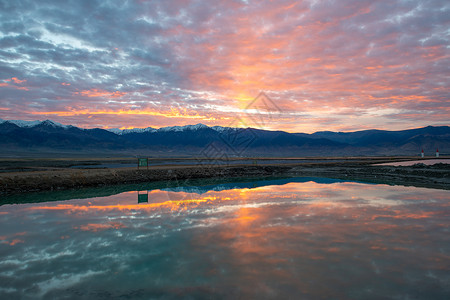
0;0;448;132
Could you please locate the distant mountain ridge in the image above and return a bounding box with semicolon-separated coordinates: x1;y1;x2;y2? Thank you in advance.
105;123;237;135
0;119;72;129
0;119;234;134
0;118;448;156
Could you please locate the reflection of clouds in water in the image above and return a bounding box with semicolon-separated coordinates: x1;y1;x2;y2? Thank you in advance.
0;181;449;298
37;270;104;298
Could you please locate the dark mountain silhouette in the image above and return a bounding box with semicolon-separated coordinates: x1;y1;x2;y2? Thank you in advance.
0;119;448;156
312;126;450;146
0;120;132;151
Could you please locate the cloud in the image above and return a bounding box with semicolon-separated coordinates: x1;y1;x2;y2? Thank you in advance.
74;89;126;98
0;77;29;90
0;0;448;132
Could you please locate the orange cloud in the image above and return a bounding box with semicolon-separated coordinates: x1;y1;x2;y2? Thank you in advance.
30;107;218;121
8;77;26;84
0;77;29;91
74;89;126;98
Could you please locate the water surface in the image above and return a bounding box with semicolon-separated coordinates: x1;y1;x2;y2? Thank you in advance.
0;178;449;299
374;159;449;166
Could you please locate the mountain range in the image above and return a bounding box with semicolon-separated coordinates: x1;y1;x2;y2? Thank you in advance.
0;119;448;156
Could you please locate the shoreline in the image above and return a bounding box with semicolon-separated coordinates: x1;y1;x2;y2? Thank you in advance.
1;158;449;196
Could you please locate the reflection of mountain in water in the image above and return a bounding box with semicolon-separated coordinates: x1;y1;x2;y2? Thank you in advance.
1;176;368;206
161;177;351;194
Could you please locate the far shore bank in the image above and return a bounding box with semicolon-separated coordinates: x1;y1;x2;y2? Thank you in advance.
0;157;449;196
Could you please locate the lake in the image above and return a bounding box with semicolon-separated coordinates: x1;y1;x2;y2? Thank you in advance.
374;159;449;167
0;177;449;299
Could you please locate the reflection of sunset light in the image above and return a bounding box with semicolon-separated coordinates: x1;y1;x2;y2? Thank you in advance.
1;180;449;299
27;198;210;213
371;211;437;220
234;207;257;226
0;231;27;246
4;239;24;246
75;222;126;232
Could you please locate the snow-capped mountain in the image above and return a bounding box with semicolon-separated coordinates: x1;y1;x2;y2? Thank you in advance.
107;127;157;135
0;118;448;156
211;125;239;132
108;123;214;135
157;123;209;132
0;119;236;134
0;118;72;129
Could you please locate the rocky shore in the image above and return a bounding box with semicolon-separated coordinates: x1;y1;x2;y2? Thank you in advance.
1;159;449;196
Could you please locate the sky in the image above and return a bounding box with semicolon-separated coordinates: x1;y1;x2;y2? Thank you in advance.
0;0;449;133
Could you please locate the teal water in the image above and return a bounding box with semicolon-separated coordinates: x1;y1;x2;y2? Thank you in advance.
0;178;449;299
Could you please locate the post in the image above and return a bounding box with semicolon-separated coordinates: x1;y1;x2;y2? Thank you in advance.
138;158;149;169
138;191;148;203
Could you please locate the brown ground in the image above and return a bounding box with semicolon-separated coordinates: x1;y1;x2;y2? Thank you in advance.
0;157;449;196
